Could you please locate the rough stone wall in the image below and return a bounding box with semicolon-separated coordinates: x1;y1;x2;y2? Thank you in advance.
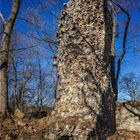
116;101;140;133
54;0;112;117
51;0;115;139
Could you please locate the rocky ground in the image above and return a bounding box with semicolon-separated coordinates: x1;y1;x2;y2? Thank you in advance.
0;101;140;140
0;108;53;139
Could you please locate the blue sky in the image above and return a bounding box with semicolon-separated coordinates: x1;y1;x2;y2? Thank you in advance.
0;0;140;101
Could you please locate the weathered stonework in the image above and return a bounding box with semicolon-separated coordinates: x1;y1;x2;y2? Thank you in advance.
51;0;115;139
54;0;111;115
116;101;140;132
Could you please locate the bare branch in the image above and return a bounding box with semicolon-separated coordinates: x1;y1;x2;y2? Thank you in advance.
111;0;130;17
110;0;131;100
0;46;35;53
116;12;130;82
0;12;7;24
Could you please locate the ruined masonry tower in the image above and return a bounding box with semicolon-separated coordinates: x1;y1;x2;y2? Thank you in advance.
50;0;116;139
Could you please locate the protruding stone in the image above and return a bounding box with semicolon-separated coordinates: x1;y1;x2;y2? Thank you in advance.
14;108;25;119
17;120;26;127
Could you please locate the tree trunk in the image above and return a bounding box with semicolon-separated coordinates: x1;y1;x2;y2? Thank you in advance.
0;50;8;115
0;0;21;115
44;0;116;139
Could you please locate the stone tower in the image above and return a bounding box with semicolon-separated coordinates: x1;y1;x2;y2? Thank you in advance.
50;0;116;139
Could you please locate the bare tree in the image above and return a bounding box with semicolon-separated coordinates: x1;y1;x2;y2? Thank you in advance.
17;0;63;106
119;73;140;101
8;40;35;110
109;0;132;100
0;0;22;115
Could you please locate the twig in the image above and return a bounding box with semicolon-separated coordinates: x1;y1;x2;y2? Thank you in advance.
0;12;7;24
0;46;35;53
111;0;130;17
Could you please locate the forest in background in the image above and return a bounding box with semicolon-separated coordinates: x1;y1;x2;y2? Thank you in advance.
0;0;140;139
0;0;139;113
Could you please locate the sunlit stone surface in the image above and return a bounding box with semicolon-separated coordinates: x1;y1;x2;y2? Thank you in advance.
50;0;115;139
